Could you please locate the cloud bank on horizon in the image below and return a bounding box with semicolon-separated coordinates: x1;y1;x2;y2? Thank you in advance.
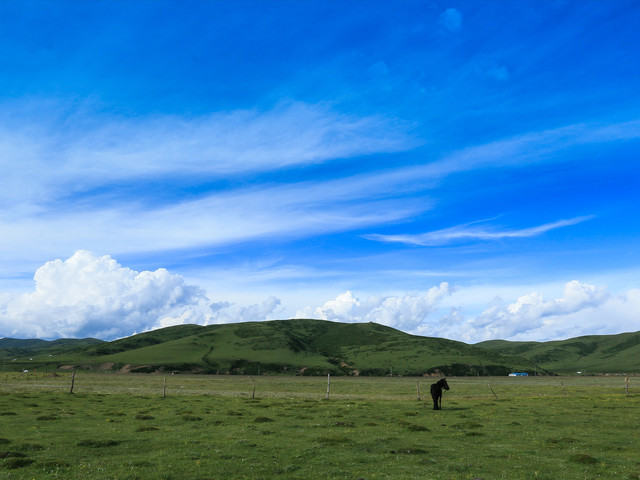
1;250;638;343
1;1;639;342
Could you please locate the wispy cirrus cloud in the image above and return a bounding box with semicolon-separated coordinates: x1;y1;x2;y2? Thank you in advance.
366;216;594;247
0;101;418;206
406;120;640;181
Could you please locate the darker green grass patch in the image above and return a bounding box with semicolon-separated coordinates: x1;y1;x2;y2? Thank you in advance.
0;439;10;445
0;451;26;459
77;439;121;448
316;435;352;445
16;443;44;452
36;414;58;421
451;421;483;429
182;414;202;421
135;414;155;420
38;459;71;468
2;457;34;469
547;437;578;445
569;453;598;465
391;447;428;455
333;421;355;427
106;410;127;416
254;416;274;423
136;426;159;432
406;423;430;432
0;412;17;416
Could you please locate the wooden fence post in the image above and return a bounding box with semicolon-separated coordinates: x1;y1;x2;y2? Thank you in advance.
625;376;630;397
561;380;566;398
163;377;167;399
326;374;331;399
250;376;256;399
488;382;498;400
69;370;76;394
416;380;421;401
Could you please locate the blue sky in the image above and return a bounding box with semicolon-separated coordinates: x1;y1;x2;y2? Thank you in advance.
1;0;639;342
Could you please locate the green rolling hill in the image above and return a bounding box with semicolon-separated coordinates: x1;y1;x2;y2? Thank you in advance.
476;330;640;375
2;319;639;375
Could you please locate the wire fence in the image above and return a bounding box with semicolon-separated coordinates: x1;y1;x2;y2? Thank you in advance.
1;371;634;401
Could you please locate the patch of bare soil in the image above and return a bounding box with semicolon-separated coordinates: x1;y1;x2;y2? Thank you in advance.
118;364;134;374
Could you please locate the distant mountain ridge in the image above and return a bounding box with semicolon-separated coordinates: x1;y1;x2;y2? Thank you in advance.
2;320;639;375
476;330;640;374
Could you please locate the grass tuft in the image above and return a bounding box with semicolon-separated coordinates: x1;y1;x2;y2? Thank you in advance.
254;416;274;423
15;443;44;452
36;414;58;421
406;423;430;432
317;436;352;445
77;439;121;448
569;453;598;465
182;414;202;421
2;457;34;469
333;421;355;427
391;447;428;455
136;426;159;432
452;421;483;429
135;414;155;420
0;451;26;459
547;437;577;444
38;459;71;468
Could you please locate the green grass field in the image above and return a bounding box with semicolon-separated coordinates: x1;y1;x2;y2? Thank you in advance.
1;373;638;479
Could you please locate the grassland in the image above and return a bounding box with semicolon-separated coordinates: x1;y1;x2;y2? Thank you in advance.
1;373;638;479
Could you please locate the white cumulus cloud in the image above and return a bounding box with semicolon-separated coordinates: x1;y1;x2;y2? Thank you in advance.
0;250;287;340
297;280;640;343
295;283;453;331
0;251;207;339
438;280;634;342
206;297;283;325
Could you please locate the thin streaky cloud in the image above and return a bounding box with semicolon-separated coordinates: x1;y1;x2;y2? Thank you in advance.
417;120;640;179
0;102;417;194
366;216;595;247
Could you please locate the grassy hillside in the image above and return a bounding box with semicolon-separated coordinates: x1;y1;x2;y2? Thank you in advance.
5;320;639;375
0;338;103;366
476;330;640;374
3;320;535;376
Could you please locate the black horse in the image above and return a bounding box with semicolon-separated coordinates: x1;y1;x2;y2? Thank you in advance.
430;378;449;410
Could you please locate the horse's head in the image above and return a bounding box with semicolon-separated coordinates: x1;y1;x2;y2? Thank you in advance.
440;378;450;390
